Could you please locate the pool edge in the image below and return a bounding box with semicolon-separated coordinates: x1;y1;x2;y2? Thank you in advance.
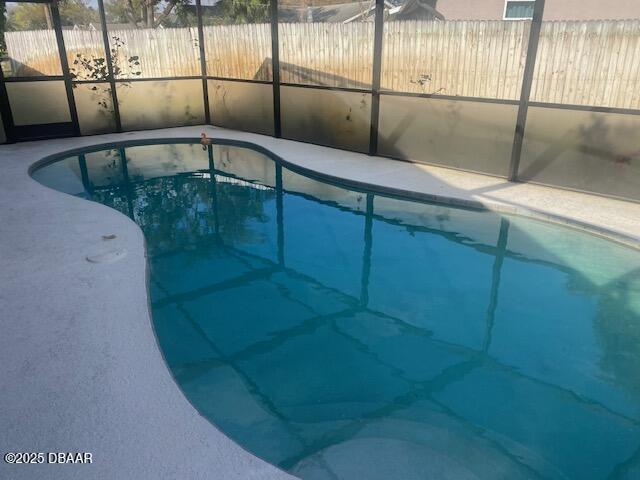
30;135;640;251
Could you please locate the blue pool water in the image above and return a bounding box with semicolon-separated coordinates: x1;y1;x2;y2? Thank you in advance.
33;142;640;479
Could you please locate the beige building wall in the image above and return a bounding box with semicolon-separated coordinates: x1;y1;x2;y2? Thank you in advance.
436;0;640;21
436;0;504;20
543;0;640;20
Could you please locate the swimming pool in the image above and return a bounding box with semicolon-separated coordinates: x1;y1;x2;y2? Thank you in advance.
32;141;640;480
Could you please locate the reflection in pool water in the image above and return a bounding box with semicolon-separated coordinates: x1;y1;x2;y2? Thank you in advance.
33;143;640;480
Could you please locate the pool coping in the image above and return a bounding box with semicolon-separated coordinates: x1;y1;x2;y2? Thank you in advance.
30;134;640;250
1;125;639;480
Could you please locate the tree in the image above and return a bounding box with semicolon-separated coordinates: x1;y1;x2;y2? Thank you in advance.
1;2;7;56
5;0;98;31
105;0;268;28
104;0;194;28
5;3;54;30
59;0;99;26
215;0;269;24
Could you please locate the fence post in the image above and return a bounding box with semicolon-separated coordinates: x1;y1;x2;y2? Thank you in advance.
196;0;210;124
50;0;80;136
508;0;546;181
97;0;122;132
271;0;281;138
369;0;384;156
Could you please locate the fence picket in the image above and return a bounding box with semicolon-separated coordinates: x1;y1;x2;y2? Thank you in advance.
5;19;640;108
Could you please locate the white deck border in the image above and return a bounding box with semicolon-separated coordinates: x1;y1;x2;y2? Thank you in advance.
1;125;639;480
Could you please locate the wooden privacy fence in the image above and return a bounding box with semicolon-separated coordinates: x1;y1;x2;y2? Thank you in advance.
279;22;373;87
531;21;640;109
204;23;272;80
381;20;530;99
3;29;62;76
106;27;202;77
4;19;640;109
62;27;202;78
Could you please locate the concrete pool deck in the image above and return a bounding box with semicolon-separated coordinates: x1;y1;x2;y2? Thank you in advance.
1;125;639;480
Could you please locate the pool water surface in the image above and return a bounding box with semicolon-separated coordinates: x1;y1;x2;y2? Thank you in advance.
33;142;640;480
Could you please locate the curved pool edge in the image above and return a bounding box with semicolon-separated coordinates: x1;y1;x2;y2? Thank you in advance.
0;128;298;480
30;134;640;250
2;125;639;480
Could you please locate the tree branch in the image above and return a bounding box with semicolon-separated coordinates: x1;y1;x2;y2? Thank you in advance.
154;0;179;27
126;0;139;27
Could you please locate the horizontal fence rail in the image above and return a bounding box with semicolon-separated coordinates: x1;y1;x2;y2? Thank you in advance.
5;19;640;109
